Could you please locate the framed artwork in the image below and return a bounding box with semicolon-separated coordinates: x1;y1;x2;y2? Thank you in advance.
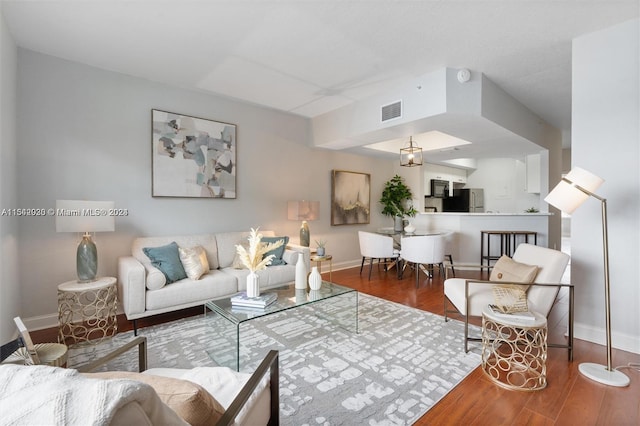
331;170;371;225
151;109;236;198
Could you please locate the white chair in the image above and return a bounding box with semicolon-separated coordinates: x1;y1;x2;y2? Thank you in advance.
358;231;400;280
443;243;573;358
399;235;446;288
1;317;68;367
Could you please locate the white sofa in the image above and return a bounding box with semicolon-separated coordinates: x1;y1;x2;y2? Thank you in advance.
118;230;310;334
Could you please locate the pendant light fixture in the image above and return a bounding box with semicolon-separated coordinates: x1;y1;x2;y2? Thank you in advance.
400;136;423;167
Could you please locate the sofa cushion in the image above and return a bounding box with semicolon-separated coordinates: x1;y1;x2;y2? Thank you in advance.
145;270;238;312
179;246;210;280
133;235;219;270
85;371;224;426
143;242;187;284
261;236;289;266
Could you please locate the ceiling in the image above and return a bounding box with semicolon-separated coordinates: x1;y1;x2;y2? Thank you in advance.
2;1;638;156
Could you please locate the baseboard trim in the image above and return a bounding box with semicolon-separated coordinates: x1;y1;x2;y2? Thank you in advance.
575;321;640;355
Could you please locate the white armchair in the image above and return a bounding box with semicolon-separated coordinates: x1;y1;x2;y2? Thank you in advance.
358;231;400;280
443;243;573;359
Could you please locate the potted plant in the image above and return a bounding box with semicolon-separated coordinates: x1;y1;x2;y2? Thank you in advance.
315;240;327;257
380;175;418;231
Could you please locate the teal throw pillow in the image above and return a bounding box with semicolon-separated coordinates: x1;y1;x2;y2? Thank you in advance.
143;241;187;283
261;236;289;266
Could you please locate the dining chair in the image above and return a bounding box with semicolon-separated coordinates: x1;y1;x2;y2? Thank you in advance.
443;243;573;359
399;235;446;288
358;231;400;280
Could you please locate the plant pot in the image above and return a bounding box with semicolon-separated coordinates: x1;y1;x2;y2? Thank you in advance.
394;216;403;232
316;247;325;257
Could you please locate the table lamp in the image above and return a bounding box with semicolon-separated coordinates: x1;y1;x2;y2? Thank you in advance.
56;200;115;283
287;200;319;247
545;167;630;387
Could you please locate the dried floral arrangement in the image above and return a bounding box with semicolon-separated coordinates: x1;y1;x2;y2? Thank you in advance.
235;228;284;272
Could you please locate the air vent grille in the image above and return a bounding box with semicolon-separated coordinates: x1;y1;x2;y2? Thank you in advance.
381;100;402;122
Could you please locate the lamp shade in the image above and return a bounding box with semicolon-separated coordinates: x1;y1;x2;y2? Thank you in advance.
287;200;319;221
55;200;115;233
544;167;604;214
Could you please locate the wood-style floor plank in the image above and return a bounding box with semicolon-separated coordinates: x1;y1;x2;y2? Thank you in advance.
29;263;639;425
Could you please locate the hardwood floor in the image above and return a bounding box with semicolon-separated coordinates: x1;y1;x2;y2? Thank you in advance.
31;265;639;425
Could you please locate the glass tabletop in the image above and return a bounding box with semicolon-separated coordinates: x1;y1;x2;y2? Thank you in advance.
205;281;355;325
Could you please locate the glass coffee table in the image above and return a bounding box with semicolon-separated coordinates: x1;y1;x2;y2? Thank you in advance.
204;281;358;371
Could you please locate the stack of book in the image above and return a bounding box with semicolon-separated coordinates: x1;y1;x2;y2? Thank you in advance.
230;292;277;309
488;304;535;322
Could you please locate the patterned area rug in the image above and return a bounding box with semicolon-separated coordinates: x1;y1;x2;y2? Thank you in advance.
68;294;481;425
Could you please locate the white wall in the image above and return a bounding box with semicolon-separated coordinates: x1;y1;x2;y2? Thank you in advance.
572;19;639;354
15;50;397;328
465;158;540;213
0;5;20;342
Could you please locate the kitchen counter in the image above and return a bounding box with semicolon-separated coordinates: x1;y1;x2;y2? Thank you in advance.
419;212;552;216
409;212;551;263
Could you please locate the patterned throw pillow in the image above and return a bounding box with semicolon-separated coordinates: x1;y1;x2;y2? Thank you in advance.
179;246;210;280
261;236;289;266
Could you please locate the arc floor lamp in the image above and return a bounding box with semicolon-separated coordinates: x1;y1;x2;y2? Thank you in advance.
545;167;630;387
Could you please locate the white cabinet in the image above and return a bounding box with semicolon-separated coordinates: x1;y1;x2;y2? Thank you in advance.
424;164;467;196
526;154;541;194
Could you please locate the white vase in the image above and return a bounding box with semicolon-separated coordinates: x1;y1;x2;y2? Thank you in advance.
295;252;307;290
308;266;322;290
404;222;416;233
309;290;321;301
246;272;260;297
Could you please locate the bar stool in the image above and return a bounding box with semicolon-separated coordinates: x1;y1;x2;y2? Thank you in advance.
510;231;538;254
480;231;512;268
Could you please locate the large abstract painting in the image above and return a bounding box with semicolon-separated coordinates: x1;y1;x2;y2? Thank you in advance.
152;109;236;198
331;170;371;225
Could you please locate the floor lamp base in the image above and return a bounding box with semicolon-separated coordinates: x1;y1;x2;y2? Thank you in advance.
579;362;630;387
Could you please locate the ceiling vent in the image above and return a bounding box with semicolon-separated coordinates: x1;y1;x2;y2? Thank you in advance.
381;100;402;122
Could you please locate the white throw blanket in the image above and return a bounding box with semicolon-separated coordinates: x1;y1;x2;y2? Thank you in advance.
0;364;187;425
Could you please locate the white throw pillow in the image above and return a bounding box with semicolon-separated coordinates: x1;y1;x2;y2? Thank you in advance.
179;246;210;280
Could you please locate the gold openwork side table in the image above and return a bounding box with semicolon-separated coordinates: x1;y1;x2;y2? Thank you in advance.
481;305;547;391
57;276;118;346
310;254;332;283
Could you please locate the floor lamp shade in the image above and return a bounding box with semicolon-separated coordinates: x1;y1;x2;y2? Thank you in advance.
544;168;630;387
56;200;115;283
287;200;319;247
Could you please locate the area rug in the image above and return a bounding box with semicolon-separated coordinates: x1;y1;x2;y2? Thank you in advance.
67;294;481;425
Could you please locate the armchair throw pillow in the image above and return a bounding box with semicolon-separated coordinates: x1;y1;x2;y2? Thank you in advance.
85;371;224;426
490;255;539;313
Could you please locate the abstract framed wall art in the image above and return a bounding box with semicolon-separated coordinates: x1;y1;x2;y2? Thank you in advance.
151;109;237;198
331;170;371;225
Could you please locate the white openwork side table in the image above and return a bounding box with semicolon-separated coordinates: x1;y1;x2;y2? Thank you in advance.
57;276;118;346
481;305;548;391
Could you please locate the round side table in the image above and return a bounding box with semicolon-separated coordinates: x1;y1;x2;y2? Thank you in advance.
481;305;547;391
58;276;118;346
310;254;333;283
